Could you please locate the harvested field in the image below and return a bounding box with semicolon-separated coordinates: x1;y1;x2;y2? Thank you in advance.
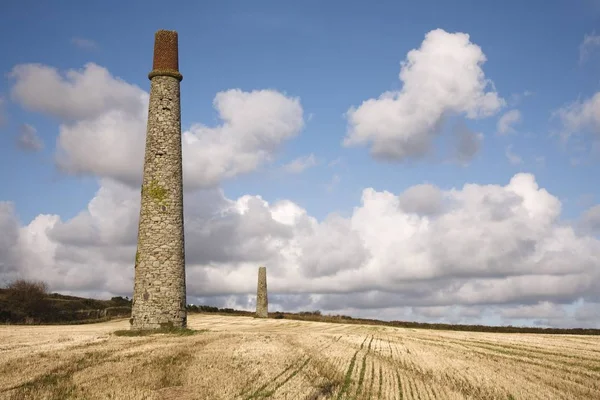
0;314;599;399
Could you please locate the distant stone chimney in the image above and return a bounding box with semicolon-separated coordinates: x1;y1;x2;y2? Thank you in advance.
256;266;268;318
131;30;186;330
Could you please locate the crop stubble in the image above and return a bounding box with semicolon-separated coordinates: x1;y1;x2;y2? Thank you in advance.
0;314;598;399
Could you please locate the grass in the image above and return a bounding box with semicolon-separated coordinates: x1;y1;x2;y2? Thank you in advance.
113;326;206;337
337;350;359;399
12;371;77;400
7;350;111;400
156;351;193;388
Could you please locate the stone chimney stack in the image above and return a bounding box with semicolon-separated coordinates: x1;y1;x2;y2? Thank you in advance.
256;266;268;318
131;30;186;330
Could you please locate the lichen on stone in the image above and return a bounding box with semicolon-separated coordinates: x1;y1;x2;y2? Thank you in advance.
146;180;168;204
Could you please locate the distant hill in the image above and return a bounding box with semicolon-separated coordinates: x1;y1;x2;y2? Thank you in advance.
0;286;131;324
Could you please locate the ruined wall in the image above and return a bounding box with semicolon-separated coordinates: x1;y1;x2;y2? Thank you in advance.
131;30;186;330
256;266;268;318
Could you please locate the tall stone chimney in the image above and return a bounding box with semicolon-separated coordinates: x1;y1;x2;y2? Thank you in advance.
131;30;186;330
256;266;268;318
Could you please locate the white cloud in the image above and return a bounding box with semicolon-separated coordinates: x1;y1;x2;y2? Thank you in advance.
497;109;522;135
16;123;43;151
579;32;600;64
344;28;504;161
0;202;21;282
398;183;444;216
452;121;483;165
505;145;523;165
9;63;304;189
9;63;145;121
579;204;600;234
71;37;98;50
555;92;600;139
500;301;566;320
48;179;140;247
55;107;147;186
183;89;304;187
3;172;600;327
282;154;317;173
298;214;369;277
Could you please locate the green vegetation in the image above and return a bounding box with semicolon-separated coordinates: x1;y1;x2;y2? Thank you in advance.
337;350;359;399
0;279;131;324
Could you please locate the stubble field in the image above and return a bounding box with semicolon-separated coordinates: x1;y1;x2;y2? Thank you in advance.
0;314;599;399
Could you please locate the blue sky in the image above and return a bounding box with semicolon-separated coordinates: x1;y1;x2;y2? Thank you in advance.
1;0;599;223
1;0;600;327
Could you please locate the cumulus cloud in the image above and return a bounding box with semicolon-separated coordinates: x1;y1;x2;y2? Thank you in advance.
555;92;600;139
497;109;522;135
9;63;145;121
344;28;504;161
579;204;600;234
48;179;140;247
55;106;147;186
282;153;317;173
3;172;600;327
452;121;483;165
505;145;523;165
297;214;369;278
579;32;600;64
16;123;44;151
398;183;444;216
0;202;21;281
8;63;304;189
183;89;304;187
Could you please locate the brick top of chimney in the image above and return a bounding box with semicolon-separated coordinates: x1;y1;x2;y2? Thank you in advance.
149;30;182;81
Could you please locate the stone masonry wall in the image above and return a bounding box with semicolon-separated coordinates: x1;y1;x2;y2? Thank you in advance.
131;74;186;329
256;266;268;318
